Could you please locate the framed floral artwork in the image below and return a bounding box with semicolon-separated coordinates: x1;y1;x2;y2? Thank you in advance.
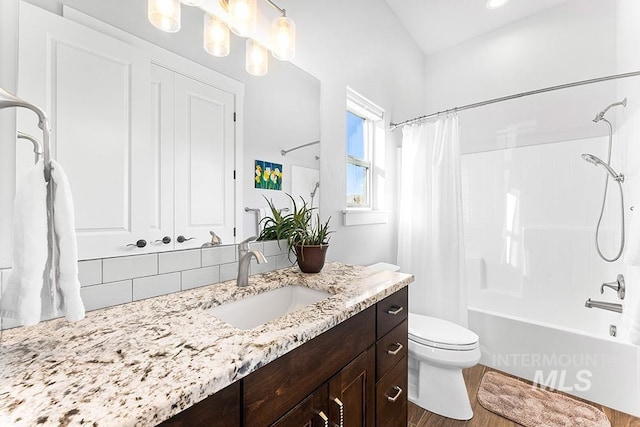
254;160;283;190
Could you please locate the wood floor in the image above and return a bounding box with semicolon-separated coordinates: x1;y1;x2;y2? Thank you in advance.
408;365;640;427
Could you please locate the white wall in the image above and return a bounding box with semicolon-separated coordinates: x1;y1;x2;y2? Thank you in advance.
423;0;616;115
281;0;426;266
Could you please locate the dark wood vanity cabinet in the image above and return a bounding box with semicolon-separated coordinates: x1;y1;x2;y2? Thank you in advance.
162;287;408;426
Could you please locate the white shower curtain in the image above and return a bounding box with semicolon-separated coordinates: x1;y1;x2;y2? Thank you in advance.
397;114;468;327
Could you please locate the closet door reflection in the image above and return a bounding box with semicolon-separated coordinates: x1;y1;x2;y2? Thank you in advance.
173;73;235;248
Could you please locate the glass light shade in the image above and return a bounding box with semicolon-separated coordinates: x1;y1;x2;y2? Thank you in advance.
204;14;230;57
246;39;268;76
228;0;256;37
271;16;296;61
180;0;202;5
148;0;181;33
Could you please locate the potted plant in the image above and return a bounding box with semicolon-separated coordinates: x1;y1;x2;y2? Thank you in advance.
258;195;332;273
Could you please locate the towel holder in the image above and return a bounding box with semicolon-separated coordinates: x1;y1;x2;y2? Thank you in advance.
0;86;57;311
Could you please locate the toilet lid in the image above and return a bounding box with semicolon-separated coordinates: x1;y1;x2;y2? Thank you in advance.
409;313;479;351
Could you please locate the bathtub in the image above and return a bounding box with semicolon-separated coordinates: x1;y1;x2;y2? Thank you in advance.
468;307;640;417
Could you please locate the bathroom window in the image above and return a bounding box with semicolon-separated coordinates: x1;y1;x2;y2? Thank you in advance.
346;88;383;209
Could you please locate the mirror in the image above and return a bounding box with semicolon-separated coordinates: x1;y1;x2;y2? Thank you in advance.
15;0;320;258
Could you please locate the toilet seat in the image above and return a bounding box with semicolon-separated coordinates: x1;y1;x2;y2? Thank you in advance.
409;313;479;351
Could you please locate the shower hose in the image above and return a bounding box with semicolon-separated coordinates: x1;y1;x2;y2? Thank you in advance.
594;119;625;262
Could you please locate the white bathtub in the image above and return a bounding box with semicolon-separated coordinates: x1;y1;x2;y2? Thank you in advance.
468;307;640;417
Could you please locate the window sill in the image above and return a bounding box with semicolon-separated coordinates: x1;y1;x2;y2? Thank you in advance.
342;209;389;226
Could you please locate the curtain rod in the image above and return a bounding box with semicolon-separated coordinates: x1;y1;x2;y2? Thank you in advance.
281;140;320;156
390;70;640;131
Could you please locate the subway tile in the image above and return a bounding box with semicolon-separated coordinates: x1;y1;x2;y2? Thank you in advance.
133;272;181;301
0;268;11;294
202;245;236;267
275;254;295;270
103;254;158;283
78;260;102;287
249;241;264;254
251;257;273;274
219;262;238;282
262;240;288;256
159;249;201;274
80;280;132;311
181;266;220;290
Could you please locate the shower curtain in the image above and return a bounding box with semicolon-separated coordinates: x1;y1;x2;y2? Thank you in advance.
397;115;468;327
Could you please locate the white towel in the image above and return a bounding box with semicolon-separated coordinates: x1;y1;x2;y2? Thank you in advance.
50;160;85;322
0;161;48;326
257;207;269;235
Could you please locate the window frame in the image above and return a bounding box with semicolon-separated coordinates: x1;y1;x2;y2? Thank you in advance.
346;88;383;210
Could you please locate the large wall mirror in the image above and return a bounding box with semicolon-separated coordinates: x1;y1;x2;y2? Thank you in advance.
15;0;320;260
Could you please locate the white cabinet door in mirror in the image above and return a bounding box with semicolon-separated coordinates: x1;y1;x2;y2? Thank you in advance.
174;74;235;248
18;2;152;259
149;64;175;251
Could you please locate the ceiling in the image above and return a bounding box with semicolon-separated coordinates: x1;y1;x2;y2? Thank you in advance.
384;0;572;55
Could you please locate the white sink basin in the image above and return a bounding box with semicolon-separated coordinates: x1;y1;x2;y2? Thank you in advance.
206;285;332;330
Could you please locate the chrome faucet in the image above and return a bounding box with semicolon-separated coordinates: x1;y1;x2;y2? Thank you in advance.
584;298;623;313
600;274;625;299
237;236;267;287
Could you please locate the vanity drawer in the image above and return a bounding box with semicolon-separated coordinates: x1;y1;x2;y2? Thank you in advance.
376;319;408;380
376;287;408;339
376;355;408;427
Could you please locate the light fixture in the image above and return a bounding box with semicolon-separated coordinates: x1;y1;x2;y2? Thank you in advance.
246;39;268;76
486;0;510;9
148;0;181;33
271;15;295;60
149;0;296;76
228;0;257;37
204;13;230;57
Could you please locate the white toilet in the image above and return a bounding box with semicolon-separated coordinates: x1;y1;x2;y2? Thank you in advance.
408;313;481;420
366;262;481;420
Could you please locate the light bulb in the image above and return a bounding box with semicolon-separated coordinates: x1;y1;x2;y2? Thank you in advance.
228;0;256;37
271;16;296;61
148;0;181;33
486;0;510;9
246;39;268;76
204;13;230;57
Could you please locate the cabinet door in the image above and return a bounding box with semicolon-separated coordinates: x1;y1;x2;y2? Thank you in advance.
328;347;375;427
148;64;175;252
18;3;152;259
174;74;235;248
271;384;330;427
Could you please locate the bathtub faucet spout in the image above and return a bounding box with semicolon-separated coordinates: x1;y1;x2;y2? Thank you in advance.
584;298;623;313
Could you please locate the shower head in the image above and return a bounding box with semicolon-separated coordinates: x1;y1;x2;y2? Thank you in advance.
593;98;627;123
582;153;624;182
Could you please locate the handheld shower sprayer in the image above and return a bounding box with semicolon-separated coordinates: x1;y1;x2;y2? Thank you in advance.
586;98;628;262
581;154;624;182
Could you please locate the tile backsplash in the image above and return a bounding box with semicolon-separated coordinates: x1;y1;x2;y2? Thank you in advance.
0;241;292;330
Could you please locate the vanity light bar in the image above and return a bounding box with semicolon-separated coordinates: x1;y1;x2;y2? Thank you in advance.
148;0;296;76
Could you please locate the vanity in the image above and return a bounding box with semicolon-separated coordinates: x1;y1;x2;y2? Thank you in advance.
0;263;413;426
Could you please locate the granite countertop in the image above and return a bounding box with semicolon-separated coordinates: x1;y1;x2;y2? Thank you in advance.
0;262;413;426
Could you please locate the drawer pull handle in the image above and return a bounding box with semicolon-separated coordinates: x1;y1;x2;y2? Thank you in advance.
387;305;404;315
387;342;404;356
317;411;329;427
333;397;344;427
386;385;403;403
